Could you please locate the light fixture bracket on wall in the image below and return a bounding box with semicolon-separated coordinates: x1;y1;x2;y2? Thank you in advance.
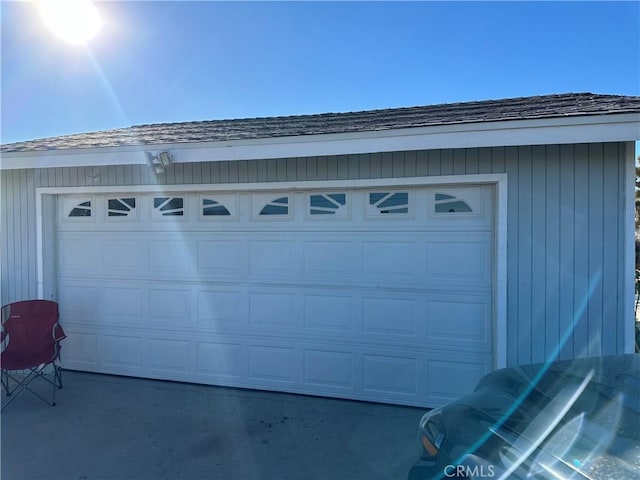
146;151;173;174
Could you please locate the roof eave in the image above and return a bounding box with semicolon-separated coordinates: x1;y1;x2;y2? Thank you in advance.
1;113;638;170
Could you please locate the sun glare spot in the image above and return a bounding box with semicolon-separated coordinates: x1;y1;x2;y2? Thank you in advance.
37;0;103;46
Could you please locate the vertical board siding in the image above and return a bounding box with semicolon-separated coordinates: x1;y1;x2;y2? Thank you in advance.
544;145;561;361
1;169;37;303
0;143;630;367
427;150;441;176
504;146;520;364
23;169;36;300
573;144;591;358
602;143;621;354
516;146;534;364
530;145;548;364
0;170;11;302
587;143;605;357
558;145;576;360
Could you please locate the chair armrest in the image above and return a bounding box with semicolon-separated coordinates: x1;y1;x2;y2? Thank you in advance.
52;323;67;343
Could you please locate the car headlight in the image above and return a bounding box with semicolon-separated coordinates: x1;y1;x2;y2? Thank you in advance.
419;407;446;458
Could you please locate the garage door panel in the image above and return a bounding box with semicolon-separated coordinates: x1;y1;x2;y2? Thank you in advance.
426;236;492;287
426;295;492;350
59;284;100;322
303;240;354;276
248;345;296;384
103;286;143;322
147;338;191;374
303;349;354;389
248;291;296;328
363;353;418;396
196;341;245;379
362;296;417;337
303;292;354;332
425;355;492;405
249;239;297;277
61;331;99;368
59;235;99;274
102;239;147;274
197;240;245;275
103;335;143;370
149;240;195;275
148;288;192;324
362;239;424;279
197;290;242;325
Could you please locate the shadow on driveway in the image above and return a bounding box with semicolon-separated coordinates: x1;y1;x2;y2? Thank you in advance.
2;371;423;480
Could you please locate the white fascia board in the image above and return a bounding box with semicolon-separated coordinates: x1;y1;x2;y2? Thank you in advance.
1;144;150;170
2;113;639;170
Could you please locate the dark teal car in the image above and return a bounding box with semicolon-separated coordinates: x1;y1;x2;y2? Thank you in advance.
408;354;640;479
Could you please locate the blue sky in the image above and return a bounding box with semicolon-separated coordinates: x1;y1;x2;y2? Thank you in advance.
1;1;639;144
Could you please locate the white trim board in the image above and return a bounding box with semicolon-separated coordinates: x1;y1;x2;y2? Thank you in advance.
36;173;508;369
4;113;639;170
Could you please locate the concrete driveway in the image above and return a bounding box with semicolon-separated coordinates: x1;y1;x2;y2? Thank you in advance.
2;371;423;480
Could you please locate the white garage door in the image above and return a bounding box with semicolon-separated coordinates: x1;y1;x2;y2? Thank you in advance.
57;184;494;407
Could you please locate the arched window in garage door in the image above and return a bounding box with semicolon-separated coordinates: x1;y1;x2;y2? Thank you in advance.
152;197;184;218
107;197;137;217
64;197;93;218
202;199;231;216
434;193;473;213
309;193;347;216
368;192;410;215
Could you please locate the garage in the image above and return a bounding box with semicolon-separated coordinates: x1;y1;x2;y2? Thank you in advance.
57;182;495;407
6;95;633;410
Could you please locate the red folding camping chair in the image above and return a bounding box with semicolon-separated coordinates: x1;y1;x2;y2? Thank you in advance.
1;300;66;412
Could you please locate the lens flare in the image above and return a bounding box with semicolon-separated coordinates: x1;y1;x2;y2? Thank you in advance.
37;0;103;46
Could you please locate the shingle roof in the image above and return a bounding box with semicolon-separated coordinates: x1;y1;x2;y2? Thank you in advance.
2;92;639;153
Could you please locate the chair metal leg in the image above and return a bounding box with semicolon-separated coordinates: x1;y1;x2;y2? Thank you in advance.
55;364;63;390
1;368;9;396
50;364;63;406
1;364;63;412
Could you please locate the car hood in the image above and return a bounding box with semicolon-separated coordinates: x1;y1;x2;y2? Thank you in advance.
452;354;640;478
464;354;640;418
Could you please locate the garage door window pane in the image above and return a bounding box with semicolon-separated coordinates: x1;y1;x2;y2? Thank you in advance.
108;197;136;217
153;197;184;217
202;198;231;216
369;192;409;214
435;193;472;213
309;193;346;215
260;197;289;215
69;201;92;217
